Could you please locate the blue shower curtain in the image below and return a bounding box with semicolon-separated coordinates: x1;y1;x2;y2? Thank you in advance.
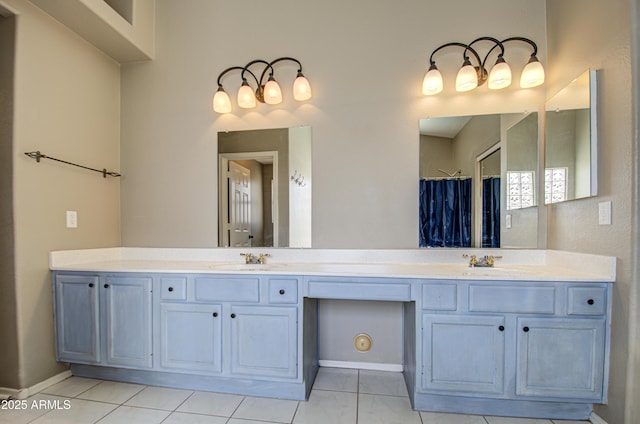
419;178;472;248
482;177;500;248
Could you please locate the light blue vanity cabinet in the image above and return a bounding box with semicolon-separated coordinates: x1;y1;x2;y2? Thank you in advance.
102;275;153;369
156;275;299;380
414;280;611;419
55;272;313;400
157;275;223;374
54;274;100;364
159;302;223;373
422;314;506;395
516;316;606;400
54;273;153;369
53;265;611;419
229;305;298;378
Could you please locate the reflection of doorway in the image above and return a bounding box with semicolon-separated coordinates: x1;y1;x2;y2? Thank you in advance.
219;152;278;247
228;161;251;247
475;145;501;248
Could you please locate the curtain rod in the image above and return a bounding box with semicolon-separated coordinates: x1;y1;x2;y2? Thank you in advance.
24;151;121;178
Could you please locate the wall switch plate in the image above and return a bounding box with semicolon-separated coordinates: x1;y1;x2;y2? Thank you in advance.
505;214;512;229
598;201;612;225
66;211;78;228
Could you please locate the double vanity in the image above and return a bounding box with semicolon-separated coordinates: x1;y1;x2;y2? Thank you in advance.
49;247;615;420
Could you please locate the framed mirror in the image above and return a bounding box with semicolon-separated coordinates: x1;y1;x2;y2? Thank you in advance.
218;126;312;248
544;69;598;204
419;112;539;248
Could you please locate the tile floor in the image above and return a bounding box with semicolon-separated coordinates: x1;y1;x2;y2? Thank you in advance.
0;368;593;424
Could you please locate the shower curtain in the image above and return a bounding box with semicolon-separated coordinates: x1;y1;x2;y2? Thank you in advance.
419;178;472;248
482;177;500;248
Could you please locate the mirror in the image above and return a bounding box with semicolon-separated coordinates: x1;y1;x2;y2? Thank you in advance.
545;69;598;204
218;126;312;248
503;112;539;248
419;112;539;248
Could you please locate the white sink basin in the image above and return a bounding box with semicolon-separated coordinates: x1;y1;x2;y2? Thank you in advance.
208;262;287;272
460;266;524;277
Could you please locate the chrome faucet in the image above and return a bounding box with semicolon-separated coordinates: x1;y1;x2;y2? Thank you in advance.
464;254;497;268
240;253;271;264
241;253;255;264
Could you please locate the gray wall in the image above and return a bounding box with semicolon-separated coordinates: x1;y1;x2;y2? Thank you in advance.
1;0;121;390
0;14;18;390
546;1;633;423
119;0;546;369
2;1;637;422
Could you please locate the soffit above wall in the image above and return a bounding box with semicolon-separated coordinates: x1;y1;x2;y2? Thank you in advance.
29;0;154;63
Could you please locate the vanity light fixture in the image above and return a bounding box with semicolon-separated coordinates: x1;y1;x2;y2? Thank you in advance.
422;36;545;95
213;57;312;113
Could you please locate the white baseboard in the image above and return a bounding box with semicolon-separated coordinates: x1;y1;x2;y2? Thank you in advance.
589;412;608;424
0;370;72;400
318;360;403;372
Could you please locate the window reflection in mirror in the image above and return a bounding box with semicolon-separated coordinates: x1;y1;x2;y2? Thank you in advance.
545;69;597;203
217;126;312;248
419;113;539;248
503;112;539;248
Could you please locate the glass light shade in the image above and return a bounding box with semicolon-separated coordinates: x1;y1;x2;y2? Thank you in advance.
293;74;312;101
488;58;512;90
263;76;283;104
520;57;545;88
237;81;257;108
213;87;232;113
422;66;443;95
455;62;478;92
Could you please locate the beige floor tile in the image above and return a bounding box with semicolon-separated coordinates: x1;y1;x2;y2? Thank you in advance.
77;380;145;404
96;405;170;423
358;393;421;424
124;386;193;411
30;398;117;423
312;367;358;393
358;370;408;397
293;390;357;424
163;412;228;424
177;391;244;417
421;411;489;424
232;396;299;423
41;377;102;398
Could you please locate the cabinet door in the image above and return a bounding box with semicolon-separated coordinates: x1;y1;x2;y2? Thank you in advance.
55;274;100;364
516;317;605;401
229;305;297;379
160;303;222;373
422;314;505;395
103;276;153;368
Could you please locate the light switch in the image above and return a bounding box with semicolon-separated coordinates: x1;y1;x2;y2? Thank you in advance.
66;211;78;228
598;201;611;225
505;214;512;229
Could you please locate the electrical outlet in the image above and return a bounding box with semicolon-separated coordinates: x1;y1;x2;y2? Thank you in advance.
66;211;78;228
598;201;611;225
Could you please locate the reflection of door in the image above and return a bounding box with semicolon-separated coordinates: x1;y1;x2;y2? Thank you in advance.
218;152;279;248
229;161;251;247
475;145;501;247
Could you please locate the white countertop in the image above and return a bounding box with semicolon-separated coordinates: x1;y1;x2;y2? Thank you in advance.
49;248;616;282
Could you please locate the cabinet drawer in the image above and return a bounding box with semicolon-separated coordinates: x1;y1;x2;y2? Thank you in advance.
422;283;457;310
194;277;260;302
268;279;299;304
469;285;556;314
160;277;187;300
307;279;411;301
568;287;607;315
